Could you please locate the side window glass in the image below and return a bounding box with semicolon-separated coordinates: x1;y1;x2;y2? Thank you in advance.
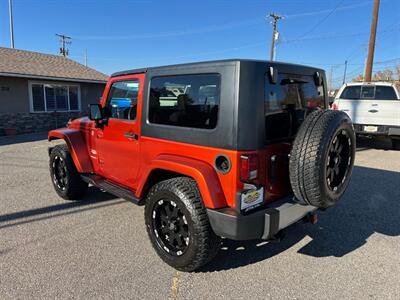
340;86;361;99
148;74;220;129
106;80;139;121
374;86;397;100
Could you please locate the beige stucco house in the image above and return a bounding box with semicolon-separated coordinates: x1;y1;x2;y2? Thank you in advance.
0;47;108;135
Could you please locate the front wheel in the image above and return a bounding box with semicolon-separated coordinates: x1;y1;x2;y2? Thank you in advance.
144;177;220;272
49;144;88;200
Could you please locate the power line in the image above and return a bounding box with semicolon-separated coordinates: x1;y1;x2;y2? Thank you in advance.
331;60;396;83
329;21;400;83
72;1;373;41
284;1;372;19
281;28;397;44
297;0;345;39
345;20;399;64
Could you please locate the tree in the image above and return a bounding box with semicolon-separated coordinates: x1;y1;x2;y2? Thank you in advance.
352;64;400;82
352;74;364;82
373;69;394;81
395;65;400;80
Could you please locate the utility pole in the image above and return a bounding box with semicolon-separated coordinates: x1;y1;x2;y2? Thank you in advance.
56;34;72;57
84;49;88;66
329;66;334;91
364;0;380;82
9;0;14;48
269;13;283;61
342;60;348;84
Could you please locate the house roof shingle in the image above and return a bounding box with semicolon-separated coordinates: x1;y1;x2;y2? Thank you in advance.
0;47;108;83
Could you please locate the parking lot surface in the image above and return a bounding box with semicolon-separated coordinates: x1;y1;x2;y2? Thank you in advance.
1;134;399;299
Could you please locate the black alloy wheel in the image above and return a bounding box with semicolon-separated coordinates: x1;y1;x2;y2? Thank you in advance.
151;199;190;256
326;130;352;192
144;177;220;271
52;155;68;191
49;144;88;200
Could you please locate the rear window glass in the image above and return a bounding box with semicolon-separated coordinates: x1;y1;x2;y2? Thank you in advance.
148;74;220;129
340;85;398;100
264;73;325;142
265;74;325;114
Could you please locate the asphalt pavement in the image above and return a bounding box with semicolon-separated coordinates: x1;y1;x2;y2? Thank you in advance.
0;134;399;299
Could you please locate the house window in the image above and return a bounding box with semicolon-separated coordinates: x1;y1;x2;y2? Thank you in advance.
29;82;81;112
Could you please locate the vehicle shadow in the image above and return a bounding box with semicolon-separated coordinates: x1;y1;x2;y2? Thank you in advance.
356;136;393;151
0;132;48;146
199;165;400;272
0;187;121;229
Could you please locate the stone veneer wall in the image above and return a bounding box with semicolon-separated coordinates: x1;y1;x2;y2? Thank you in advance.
0;111;88;136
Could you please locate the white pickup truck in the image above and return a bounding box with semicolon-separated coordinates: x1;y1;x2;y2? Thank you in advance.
332;82;400;149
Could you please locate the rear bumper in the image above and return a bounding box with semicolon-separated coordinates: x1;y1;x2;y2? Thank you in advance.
354;124;400;137
207;197;317;240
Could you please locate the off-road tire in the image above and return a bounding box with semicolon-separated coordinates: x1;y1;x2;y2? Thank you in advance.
144;177;220;272
289;110;356;208
49;144;88;200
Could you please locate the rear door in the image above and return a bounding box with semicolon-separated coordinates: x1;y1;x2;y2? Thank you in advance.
336;85;400;126
96;74;144;189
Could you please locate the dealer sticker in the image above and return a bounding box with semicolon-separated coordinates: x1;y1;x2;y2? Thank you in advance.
241;187;264;211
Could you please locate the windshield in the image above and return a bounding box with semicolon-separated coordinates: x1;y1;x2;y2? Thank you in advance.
339;85;398;100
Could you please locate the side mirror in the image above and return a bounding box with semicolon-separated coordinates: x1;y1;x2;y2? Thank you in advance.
89;104;103;121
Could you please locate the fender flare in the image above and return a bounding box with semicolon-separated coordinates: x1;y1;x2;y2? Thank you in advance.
137;154;227;209
48;128;94;173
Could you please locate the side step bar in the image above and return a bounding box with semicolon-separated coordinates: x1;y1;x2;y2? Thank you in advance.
81;174;143;205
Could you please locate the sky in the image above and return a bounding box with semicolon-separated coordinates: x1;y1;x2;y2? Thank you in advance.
0;0;399;88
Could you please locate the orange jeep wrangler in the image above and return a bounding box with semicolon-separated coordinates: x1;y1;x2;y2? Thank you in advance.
48;59;355;271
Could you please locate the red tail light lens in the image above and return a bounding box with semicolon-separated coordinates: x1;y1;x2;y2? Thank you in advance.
332;101;339;110
240;154;258;182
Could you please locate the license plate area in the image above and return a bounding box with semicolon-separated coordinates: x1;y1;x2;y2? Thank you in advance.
241;187;264;212
364;125;378;133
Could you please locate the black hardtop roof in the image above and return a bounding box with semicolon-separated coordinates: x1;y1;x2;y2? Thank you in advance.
111;58;324;78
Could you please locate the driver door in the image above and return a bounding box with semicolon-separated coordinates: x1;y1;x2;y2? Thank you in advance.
96;74;144;189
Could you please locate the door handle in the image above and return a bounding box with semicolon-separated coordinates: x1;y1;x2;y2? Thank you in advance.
124;132;138;140
368;109;378;113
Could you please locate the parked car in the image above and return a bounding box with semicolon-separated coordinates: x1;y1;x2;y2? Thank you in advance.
48;59;355;271
332;82;400;149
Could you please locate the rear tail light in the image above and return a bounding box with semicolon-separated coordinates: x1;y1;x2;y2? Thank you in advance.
240;154;258;182
332;101;339;110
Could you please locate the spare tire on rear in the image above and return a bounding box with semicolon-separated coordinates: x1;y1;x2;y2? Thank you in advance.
289;109;356;209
